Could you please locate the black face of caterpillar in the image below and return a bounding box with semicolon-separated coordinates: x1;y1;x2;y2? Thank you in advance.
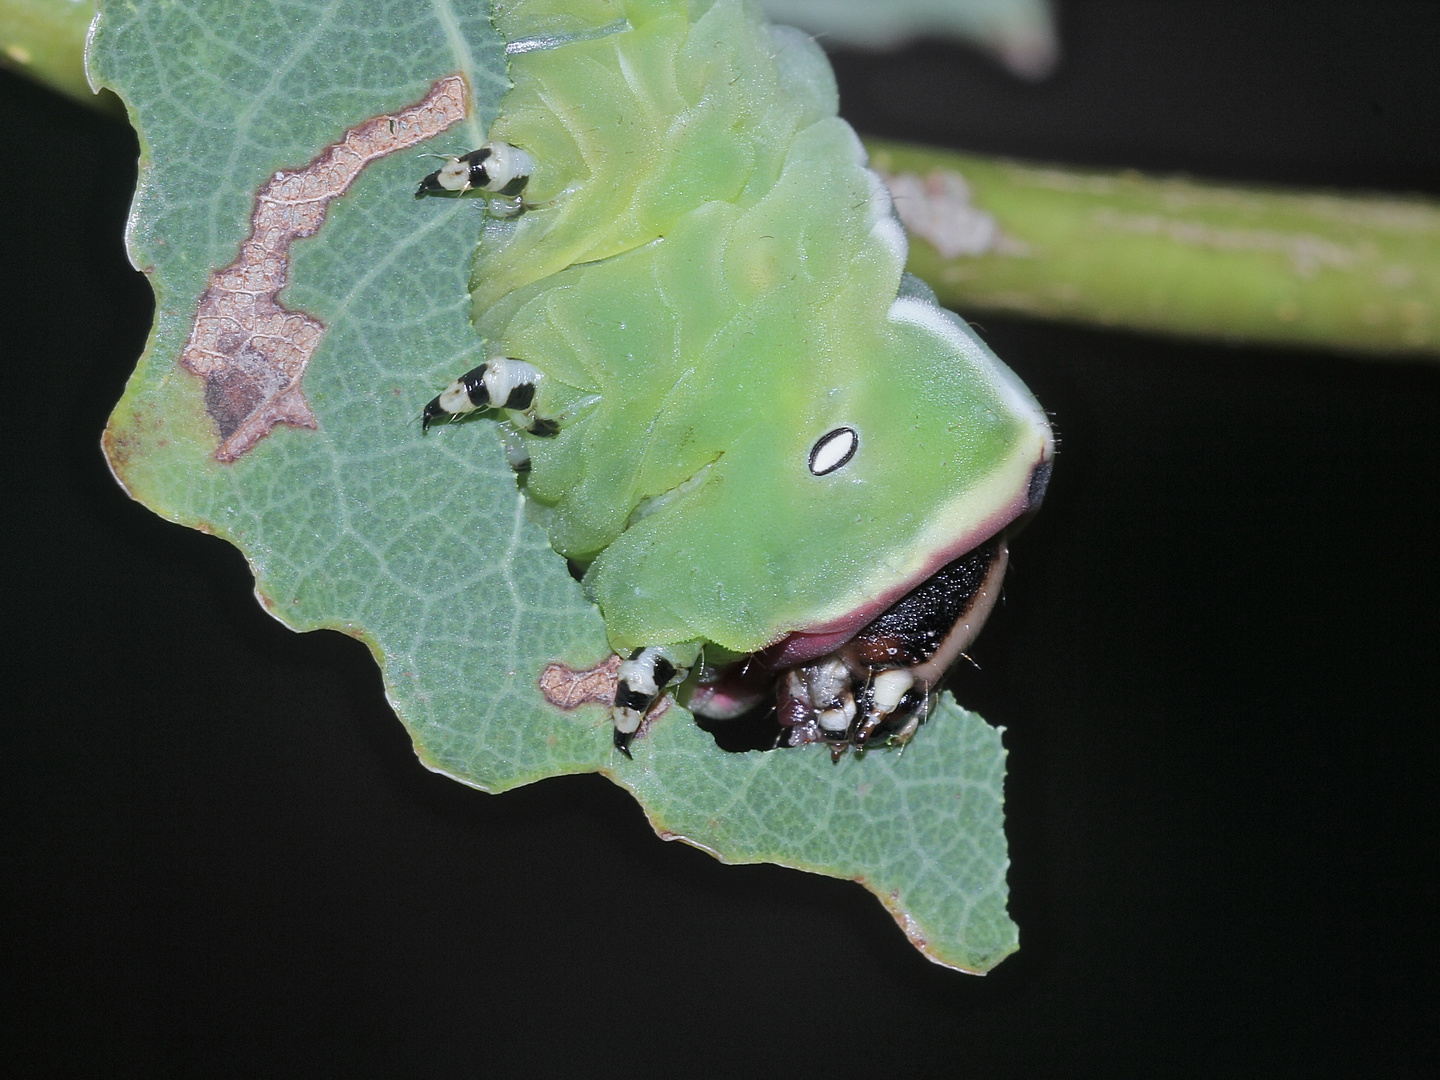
611;646;695;758
421;357;540;431
808;427;858;476
414;141;535;199
690;535;1010;758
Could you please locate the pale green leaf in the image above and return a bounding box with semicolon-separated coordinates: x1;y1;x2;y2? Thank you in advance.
93;0;1017;972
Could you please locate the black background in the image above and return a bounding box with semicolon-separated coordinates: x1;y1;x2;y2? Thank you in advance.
2;2;1437;1075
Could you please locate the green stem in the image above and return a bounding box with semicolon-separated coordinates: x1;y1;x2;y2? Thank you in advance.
868;139;1440;358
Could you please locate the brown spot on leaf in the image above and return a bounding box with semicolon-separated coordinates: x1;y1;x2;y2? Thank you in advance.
539;655;622;710
540;656;674;746
181;76;469;462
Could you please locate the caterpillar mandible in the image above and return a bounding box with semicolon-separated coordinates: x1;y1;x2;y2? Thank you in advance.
419;0;1054;757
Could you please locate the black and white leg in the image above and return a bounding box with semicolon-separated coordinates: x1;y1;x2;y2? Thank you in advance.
803;658;858;743
851;669;919;749
414;141;535;200
421;356;541;431
775;657;929;756
611;643;701;757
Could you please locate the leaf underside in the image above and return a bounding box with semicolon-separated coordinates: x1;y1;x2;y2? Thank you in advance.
93;0;1017;973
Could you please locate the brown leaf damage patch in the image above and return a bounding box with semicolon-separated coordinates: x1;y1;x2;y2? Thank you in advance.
539;655;621;710
540;655;673;746
181;76;468;462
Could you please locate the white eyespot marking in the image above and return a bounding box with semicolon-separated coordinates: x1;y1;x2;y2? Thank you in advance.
808;427;858;476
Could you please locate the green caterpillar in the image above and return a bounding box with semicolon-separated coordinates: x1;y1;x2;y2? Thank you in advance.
419;0;1053;755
